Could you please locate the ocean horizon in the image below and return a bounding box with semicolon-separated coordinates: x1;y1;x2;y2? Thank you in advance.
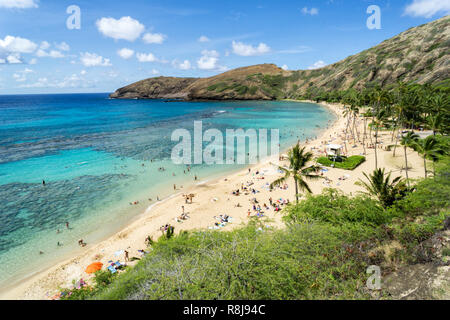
0;93;335;290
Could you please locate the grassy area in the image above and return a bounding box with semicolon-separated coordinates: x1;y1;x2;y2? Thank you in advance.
59;160;449;300
317;156;366;170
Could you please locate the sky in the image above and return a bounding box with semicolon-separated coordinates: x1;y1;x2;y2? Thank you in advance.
0;0;449;94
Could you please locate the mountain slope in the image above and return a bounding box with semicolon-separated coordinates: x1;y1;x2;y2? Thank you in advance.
110;16;450;100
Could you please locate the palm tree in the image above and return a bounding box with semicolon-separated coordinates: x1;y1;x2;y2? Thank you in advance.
426;113;443;136
392;102;405;158
350;104;360;143
356;168;407;208
270;143;322;203
413;136;446;178
370;87;391;170
400;131;419;187
342;101;352;153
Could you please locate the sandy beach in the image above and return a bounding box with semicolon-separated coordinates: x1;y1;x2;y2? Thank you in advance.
0;101;427;300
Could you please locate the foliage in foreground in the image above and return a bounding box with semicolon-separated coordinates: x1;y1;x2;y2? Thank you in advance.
90;221;382;300
62;160;449;300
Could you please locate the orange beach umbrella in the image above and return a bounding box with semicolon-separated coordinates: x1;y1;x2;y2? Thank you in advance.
85;262;103;274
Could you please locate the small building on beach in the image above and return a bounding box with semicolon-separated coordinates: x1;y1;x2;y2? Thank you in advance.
325;144;343;157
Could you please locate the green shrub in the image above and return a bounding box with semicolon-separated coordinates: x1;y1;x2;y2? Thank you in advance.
284;189;389;226
317;156;366;170
88;221;381;300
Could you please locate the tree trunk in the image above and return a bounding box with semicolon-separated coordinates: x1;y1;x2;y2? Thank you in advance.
355;116;360;142
393;130;399;157
369;117;374;144
374;122;379;170
404;146;410;188
423;157;427;178
363;118;367;155
294;178;299;203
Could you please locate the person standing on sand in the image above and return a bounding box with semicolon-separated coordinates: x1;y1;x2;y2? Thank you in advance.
124;250;129;262
174;184;176;190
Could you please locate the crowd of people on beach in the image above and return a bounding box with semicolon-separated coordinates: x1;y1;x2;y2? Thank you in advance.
46;106;362;296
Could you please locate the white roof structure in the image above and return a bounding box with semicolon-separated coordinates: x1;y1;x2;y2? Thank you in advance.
326;144;343;150
326;144;343;156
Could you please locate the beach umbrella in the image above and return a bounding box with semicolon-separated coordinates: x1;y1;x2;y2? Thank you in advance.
85;262;103;274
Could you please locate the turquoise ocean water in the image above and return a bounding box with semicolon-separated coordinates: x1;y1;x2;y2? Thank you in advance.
0;93;335;290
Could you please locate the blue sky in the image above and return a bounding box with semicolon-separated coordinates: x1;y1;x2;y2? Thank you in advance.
0;0;448;94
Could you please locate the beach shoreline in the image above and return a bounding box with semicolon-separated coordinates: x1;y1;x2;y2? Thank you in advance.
0;100;343;300
0;100;427;300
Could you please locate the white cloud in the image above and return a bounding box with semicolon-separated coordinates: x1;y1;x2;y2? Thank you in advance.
39;41;50;50
0;35;37;53
48;50;64;58
20;77;48;88
197;50;227;71
35;49;46;57
301;7;319;15
136;52;158;62
55;42;70;51
172;59;191;70
117;48;134;59
80;70;87;75
29;58;37;64
35;41;69;58
0;0;38;9
151;69;159;75
6;53;22;63
198;35;210;42
106;70;118;78
197;50;219;70
281;64;288;70
142;32;166;44
404;0;450;18
96;16;145;41
80;52;111;67
20;74;96;89
13;73;25;81
278;46;312;54
13;67;33;82
232;40;270;56
36;49;64;58
308;60;327;70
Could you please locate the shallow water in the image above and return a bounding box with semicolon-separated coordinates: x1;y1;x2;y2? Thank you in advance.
0;93;335;289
